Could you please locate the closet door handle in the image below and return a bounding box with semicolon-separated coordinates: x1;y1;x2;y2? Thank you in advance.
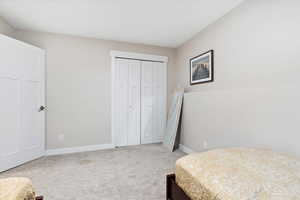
39;106;46;112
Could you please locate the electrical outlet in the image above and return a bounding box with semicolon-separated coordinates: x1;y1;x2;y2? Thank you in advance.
203;140;208;149
58;134;65;142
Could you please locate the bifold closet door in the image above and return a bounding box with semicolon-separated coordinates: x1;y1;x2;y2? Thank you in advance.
141;61;167;144
114;59;141;147
0;35;45;172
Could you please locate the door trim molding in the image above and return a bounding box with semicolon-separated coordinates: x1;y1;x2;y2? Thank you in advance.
110;50;168;147
110;50;168;63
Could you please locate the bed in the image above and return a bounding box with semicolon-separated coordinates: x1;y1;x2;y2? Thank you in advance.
166;148;300;200
0;177;43;200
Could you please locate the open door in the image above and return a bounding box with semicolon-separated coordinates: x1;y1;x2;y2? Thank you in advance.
0;35;45;172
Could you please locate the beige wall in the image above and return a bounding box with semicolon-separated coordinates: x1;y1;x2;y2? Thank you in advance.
6;0;300;155
0;16;14;36
176;0;300;155
13;30;176;150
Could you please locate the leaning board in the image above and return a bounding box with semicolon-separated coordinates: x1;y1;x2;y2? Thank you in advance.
163;89;184;151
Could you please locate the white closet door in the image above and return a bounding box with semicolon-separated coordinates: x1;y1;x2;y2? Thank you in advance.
114;59;129;147
153;62;167;142
0;35;45;172
141;61;153;144
114;59;140;147
141;61;166;144
128;60;141;145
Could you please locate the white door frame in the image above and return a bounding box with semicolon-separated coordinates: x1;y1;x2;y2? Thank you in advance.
110;50;168;147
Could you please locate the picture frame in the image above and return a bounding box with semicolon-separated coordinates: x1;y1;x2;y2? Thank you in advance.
190;50;214;85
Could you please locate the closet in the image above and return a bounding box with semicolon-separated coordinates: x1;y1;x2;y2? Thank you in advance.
111;51;167;147
0;34;45;172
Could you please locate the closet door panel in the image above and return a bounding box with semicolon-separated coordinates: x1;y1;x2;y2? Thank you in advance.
152;64;159;142
155;62;167;141
115;59;129;146
113;59;120;146
114;59;141;146
141;61;167;144
141;62;154;144
128;60;141;145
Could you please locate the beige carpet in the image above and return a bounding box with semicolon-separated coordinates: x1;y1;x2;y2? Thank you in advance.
0;144;185;200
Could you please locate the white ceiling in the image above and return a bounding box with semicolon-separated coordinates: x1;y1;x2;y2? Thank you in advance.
0;0;244;47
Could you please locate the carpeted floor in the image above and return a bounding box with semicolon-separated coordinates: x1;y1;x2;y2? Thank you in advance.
0;144;185;200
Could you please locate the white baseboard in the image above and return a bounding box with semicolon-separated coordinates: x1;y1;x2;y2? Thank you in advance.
179;144;195;154
46;143;115;156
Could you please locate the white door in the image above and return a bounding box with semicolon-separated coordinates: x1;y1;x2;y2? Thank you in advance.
114;58;140;147
153;62;167;142
0;35;45;172
141;61;167;144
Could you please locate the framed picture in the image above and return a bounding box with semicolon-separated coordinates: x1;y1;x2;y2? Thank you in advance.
190;50;214;85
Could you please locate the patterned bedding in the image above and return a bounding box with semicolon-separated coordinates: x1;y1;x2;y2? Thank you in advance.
0;177;35;200
175;148;300;200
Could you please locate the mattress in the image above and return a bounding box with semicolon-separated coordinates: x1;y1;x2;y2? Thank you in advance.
0;177;35;200
175;148;300;200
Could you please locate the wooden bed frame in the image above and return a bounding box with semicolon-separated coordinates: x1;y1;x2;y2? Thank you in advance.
166;174;191;200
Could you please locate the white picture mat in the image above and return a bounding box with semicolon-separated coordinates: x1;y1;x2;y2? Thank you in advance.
190;52;212;84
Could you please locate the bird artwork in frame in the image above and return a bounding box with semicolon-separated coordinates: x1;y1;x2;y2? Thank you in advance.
190;50;214;85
